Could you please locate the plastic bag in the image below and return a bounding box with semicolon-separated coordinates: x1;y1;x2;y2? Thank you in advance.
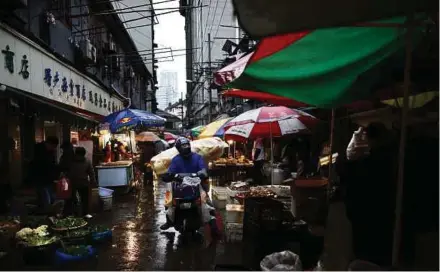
151;137;228;175
260;250;302;271
201;203;212;223
346;127;369;161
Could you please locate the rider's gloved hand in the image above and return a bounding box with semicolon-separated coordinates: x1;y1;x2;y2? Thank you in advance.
174;174;183;182
196;169;208;179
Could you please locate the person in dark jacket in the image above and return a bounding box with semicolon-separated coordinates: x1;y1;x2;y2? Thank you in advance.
59;141;75;174
29;136;60;213
59;141;75;215
66;147;97;216
345;122;396;267
139;141;157;185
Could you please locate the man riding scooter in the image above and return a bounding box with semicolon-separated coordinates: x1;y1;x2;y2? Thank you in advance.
160;137;219;237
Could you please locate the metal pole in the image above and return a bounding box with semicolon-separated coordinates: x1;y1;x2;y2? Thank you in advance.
270;120;274;185
392;15;413;267
327;109;335;204
181;92;184;134
207;33;212;123
328;109;335;181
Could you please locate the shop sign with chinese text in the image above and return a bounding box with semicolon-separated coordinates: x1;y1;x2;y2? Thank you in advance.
0;23;124;116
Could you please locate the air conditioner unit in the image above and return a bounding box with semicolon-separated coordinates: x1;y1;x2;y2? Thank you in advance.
80;39;97;63
111;56;121;71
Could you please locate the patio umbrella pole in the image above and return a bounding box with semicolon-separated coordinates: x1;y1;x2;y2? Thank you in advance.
328;109;335;200
270;119;274;185
392;14;413;268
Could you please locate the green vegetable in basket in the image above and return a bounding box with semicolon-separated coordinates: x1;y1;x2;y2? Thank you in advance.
23;235;58;247
53;217;86;229
65;229;90;238
90;225;110;233
62;245;90;257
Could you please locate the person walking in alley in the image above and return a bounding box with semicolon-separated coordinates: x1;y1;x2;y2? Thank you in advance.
138;141;157;185
59;141;75;215
29;136;60;214
66;147;97;216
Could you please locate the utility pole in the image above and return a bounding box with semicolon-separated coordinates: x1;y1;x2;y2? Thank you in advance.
207;33;212;123
180;92;184;134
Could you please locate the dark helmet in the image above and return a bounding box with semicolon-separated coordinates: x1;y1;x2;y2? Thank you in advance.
175;137;191;157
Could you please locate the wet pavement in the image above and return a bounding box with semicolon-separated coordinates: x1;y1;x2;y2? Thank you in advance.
0;181;230;271
91;181;219;270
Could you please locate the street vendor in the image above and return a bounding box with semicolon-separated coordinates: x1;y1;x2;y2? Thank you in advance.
116;141;131;160
104;141;114;162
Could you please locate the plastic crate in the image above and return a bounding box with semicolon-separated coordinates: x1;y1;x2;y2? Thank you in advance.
243;197;283;237
225;223;243;243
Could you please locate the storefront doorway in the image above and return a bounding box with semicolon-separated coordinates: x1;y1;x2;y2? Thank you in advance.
44;121;62;161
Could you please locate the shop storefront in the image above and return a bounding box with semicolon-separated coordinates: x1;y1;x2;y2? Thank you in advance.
0;22;125;188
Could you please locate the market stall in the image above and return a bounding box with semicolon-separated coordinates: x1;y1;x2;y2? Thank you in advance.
209;155;253;185
195;118;254;184
98;108;165;191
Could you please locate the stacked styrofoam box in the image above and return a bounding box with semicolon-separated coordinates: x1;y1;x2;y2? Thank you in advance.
225;223;243;242
212;186;228;210
226;204;244;224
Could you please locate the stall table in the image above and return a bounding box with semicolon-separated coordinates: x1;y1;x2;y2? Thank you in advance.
96;161;134;193
209;163;253;186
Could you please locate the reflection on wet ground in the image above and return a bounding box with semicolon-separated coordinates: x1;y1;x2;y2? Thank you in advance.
93;181;218;270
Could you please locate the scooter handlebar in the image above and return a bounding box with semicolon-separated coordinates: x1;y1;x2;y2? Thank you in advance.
162;169;208;183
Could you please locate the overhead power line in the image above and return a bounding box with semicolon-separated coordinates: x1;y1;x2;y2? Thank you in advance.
69;5;205;18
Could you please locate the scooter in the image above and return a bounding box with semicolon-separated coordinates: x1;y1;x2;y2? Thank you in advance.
165;173;204;236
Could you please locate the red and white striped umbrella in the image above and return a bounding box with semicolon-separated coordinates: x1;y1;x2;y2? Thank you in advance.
224;106;317;141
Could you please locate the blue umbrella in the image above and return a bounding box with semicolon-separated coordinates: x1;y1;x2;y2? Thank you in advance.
103;109;166;133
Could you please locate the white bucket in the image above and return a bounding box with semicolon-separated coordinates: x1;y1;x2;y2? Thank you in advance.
99;187;114;197
101;196;113;211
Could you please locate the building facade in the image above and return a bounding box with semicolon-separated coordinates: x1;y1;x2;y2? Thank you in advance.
179;0;239;127
111;0;156;111
0;0;155;188
165;101;186;122
157;71;178;109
